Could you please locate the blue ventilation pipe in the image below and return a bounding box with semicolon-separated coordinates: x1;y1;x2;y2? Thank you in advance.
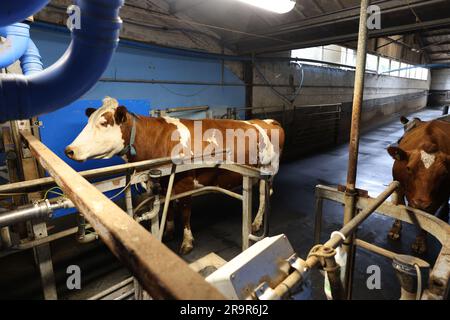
0;0;124;122
20;39;44;75
0;0;50;27
0;23;30;69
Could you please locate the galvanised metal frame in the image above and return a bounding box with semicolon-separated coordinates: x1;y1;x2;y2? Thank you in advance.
0;131;268;299
313;184;450;300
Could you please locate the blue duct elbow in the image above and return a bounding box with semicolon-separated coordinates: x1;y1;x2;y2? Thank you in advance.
0;0;50;27
20;39;43;75
0;0;124;122
0;23;30;69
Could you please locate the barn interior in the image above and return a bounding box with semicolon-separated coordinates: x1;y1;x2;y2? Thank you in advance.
0;0;449;301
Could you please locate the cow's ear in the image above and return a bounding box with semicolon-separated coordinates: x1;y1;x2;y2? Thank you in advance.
114;106;128;124
400;116;409;124
387;146;408;161
85;108;96;118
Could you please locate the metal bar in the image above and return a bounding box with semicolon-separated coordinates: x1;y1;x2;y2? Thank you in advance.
272;181;399;299
242;176;253;250
314;189;324;244
158;165;176;242
355;239;396;260
165;106;209;113
342;0;370;300
88;277;134;300
0;199;69;228
315;184;450;244
0;156;175;194
315;183;450;300
0;155;261;195
21;131;225;300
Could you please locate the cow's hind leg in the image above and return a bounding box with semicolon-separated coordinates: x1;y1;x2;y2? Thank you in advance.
163;204;175;241
412;230;427;255
180;198;194;255
252;180;267;233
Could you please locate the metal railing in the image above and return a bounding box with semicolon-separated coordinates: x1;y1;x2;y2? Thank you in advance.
313;183;450;300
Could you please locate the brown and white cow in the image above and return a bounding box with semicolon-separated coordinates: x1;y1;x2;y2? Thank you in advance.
65;97;285;254
387;117;450;254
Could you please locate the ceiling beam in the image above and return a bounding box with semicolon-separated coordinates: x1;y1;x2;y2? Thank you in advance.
225;0;447;45
428;49;450;54
236;16;450;54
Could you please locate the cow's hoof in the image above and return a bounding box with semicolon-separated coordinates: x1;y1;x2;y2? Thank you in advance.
388;223;402;240
252;221;262;233
412;237;427;255
180;242;193;255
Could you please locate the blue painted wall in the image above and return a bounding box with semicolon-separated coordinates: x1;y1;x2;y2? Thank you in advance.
29;24;245;217
31;24;245;173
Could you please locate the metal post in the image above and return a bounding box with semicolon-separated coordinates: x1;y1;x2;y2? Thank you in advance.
124;171;143;301
158;165;176;241
342;0;370;300
242;176;253;250
314;190;324;244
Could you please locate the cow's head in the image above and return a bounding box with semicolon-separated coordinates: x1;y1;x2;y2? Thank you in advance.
388;141;450;213
65;97;129;162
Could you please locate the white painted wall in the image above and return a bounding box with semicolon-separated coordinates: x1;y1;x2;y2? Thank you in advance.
431;69;450;91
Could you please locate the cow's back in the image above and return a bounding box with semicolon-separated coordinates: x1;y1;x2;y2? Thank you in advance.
398;120;450;154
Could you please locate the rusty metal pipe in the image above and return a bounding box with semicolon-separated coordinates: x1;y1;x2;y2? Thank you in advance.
342;0;370;299
158;165;176;241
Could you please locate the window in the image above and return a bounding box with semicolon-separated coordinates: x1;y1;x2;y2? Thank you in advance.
378;57;390;74
410;67;418;80
419;68;429;81
390;60;400;77
291;47;323;66
366;54;378;72
290;45;429;81
323;45;344;65
345;48;357;67
399;63;408;78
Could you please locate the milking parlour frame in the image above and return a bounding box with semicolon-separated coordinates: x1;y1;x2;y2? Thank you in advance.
0;0;449;301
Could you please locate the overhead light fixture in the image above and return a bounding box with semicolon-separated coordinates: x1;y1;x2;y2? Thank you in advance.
235;0;296;14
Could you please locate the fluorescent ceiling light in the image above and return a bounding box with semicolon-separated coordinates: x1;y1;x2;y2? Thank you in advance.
236;0;296;14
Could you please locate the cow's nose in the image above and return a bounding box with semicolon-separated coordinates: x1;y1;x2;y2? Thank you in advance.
65;147;75;159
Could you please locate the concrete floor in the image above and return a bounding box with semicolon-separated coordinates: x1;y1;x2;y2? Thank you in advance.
0;107;446;300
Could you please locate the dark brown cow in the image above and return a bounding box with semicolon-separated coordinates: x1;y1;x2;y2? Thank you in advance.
65;97;285;254
387;117;450;254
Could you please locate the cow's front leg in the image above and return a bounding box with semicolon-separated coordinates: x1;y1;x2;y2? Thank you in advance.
180;198;194;255
412;230;427;254
388;220;402;240
388;190;405;240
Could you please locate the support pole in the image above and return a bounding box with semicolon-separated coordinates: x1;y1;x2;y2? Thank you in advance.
342;0;370;300
242;176;253;250
158;165;176;241
244;61;254;120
